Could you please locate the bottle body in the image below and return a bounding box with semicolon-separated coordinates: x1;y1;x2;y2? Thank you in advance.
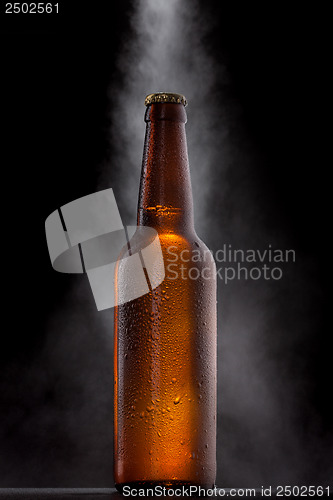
114;96;217;490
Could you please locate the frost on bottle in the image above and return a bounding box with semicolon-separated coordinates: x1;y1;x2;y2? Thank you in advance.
114;93;217;490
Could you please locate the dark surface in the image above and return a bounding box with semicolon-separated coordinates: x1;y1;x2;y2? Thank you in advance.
0;490;117;499
0;489;331;499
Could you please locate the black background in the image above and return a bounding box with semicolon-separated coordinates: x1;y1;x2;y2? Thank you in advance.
0;1;331;488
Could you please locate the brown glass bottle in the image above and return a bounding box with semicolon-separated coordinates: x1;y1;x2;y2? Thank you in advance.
114;93;217;491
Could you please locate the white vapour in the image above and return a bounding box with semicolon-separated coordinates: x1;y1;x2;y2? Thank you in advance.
105;0;225;231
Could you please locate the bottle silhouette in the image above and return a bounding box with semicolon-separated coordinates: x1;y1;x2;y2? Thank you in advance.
114;93;217;491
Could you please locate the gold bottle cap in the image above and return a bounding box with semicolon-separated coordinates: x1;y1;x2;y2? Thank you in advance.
144;92;188;107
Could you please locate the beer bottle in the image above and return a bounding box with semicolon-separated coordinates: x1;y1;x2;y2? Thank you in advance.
114;92;217;490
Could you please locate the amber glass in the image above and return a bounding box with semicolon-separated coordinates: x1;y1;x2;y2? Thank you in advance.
114;99;217;490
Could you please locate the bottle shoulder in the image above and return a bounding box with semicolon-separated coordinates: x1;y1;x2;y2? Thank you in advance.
115;227;216;271
161;232;216;269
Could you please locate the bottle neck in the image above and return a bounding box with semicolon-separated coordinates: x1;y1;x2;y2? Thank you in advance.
137;103;194;233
